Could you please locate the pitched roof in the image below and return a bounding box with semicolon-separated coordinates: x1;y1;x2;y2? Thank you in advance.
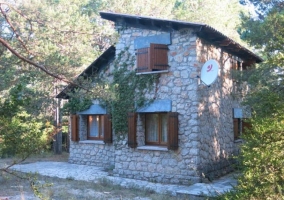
56;46;115;99
100;12;262;63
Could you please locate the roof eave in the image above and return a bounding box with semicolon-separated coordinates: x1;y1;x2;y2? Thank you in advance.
56;46;115;99
100;11;262;63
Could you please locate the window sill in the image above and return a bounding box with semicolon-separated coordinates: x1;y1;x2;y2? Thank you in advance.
234;139;243;143
136;70;169;75
79;140;104;144
137;146;168;151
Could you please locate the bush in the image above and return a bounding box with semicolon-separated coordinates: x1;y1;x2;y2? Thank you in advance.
0;112;53;158
217;118;284;200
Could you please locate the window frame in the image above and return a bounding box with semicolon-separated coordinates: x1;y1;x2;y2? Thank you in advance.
145;112;168;146
87;115;104;140
127;112;178;150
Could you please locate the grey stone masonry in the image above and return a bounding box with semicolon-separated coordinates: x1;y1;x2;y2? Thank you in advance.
68;23;244;184
69;115;115;169
196;38;239;179
112;26;203;184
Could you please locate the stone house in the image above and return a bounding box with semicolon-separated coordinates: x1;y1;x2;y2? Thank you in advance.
57;12;262;184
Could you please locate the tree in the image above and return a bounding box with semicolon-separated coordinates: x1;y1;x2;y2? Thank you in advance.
99;0;176;18
172;0;247;43
238;0;284;119
0;0;116;155
0;0;254;198
219;1;284;199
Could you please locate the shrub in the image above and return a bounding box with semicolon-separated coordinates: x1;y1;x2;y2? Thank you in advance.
217;117;284;200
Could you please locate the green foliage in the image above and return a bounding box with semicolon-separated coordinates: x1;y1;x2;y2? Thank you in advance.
215;1;284;199
62;88;93;114
0;84;53;158
64;49;158;134
106;54;158;134
173;0;246;43
216;118;284;200
100;0;176;19
63;48;158;134
0;112;53;158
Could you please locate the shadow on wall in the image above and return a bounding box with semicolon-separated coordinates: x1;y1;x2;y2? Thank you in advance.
196;40;236;180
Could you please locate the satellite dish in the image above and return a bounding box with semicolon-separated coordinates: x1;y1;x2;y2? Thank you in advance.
200;59;219;86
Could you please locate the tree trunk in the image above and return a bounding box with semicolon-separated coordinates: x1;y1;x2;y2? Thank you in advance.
53;82;62;154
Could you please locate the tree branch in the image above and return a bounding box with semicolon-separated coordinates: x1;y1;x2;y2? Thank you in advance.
0;37;92;95
0;37;71;84
0;5;32;55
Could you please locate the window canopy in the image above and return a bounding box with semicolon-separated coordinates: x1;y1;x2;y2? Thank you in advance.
137;99;172;113
77;104;106;115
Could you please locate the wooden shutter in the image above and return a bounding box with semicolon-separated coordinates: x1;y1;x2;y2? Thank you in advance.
233;118;239;139
136;43;169;72
150;44;169;71
136;47;150;72
167;112;178;150
128;113;137;148
71;115;79;142
103;114;112;144
242;119;252;134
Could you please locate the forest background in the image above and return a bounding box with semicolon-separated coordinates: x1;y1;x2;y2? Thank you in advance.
1;0;284;199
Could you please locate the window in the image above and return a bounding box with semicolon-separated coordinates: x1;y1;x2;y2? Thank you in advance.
88;115;104;140
128;112;178;150
233;118;251;139
145;113;168;145
71;114;112;143
136;43;169;73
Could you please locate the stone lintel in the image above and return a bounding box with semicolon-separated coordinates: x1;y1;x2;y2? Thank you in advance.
77;104;106;115
137;99;172;113
134;33;171;49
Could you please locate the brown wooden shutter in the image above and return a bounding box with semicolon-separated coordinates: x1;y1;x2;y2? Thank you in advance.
128;112;137;148
71;115;79;142
136;47;150;72
167;112;178;150
136;43;169;72
242;119;252;134
233;118;239;139
103;114;112;144
231;61;238;70
150;44;169;71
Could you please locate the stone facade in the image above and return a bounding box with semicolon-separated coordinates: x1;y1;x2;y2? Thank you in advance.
69;115;115;169
65;13;260;185
196;39;239;179
110;27;202;184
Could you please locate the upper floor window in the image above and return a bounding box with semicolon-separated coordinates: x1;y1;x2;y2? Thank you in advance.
136;43;169;73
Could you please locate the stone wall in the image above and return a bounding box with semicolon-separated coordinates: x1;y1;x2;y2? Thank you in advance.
196;38;241;179
68;25;242;184
69;115;115;169
112;26;203;184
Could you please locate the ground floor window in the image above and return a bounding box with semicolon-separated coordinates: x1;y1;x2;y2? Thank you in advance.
88;115;104;140
233;118;251;139
145;113;168;145
128;112;178;150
